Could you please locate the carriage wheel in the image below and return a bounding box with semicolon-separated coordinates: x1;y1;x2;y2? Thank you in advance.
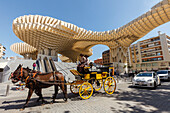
104;77;116;94
93;80;103;91
70;81;81;94
79;82;93;99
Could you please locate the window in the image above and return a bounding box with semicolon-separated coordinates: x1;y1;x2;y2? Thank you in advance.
157;52;161;55
141;64;145;67
157;70;168;74
160;63;166;66
152;63;158;66
148;44;154;47
136;73;152;77
158;57;163;61
155;42;160;46
136;64;140;67
146;64;151;67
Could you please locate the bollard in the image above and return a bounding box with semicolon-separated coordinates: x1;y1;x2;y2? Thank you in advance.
6;85;9;96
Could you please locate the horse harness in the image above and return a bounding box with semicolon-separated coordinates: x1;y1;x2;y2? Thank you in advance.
19;67;65;85
25;73;37;84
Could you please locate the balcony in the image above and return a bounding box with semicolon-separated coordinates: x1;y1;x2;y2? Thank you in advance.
141;48;162;54
140;39;160;46
141;45;161;51
142;56;163;62
143;44;160;49
142;54;162;58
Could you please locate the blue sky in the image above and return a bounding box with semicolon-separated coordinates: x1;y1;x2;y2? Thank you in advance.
0;0;169;61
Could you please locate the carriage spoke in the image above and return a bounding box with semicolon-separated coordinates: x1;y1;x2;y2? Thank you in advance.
79;82;93;99
105;86;109;90
104;77;116;94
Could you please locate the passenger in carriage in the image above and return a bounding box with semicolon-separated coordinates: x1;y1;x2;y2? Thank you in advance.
77;54;86;73
84;55;89;67
84;55;90;74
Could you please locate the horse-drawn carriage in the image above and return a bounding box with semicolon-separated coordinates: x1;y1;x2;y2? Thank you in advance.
10;64;116;110
69;66;116;99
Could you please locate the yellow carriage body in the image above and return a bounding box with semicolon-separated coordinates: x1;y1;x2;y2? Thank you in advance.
70;69;109;80
70;66;116;100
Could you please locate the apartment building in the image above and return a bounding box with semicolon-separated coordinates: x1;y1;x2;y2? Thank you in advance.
0;44;6;59
128;32;170;71
102;50;110;66
94;58;103;65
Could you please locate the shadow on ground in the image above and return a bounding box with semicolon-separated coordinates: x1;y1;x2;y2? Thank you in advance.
0;91;82;111
1;80;170;113
91;81;170;113
112;82;170;113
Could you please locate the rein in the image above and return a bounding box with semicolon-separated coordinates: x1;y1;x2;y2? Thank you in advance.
15;67;65;85
33;78;65;85
25;73;36;83
16;67;37;83
17;67;23;80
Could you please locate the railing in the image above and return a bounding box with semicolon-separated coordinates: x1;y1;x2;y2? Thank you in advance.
141;44;161;50
142;59;163;62
142;54;162;58
55;62;68;76
140;39;160;45
61;62;76;70
141;48;161;53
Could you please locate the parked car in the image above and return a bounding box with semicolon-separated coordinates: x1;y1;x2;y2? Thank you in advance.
157;70;170;80
132;72;161;89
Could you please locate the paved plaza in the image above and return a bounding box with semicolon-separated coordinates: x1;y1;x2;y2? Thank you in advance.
0;79;170;113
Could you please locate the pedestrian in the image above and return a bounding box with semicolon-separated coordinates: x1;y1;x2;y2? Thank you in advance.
33;62;36;70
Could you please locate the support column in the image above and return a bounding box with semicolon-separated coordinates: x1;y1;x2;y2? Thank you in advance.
110;46;128;73
110;49;113;63
133;46;137;63
129;47;133;65
51;50;56;56
44;48;49;56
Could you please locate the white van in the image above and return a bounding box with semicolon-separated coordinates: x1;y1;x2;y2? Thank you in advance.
157;70;170;80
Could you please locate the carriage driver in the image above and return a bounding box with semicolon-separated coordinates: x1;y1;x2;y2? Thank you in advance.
77;54;86;73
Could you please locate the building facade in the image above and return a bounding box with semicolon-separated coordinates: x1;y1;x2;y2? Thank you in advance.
102;50;110;66
94;58;103;65
128;32;170;71
0;44;6;59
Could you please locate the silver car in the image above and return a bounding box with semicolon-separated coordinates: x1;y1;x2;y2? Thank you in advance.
132;72;161;89
157;70;170;80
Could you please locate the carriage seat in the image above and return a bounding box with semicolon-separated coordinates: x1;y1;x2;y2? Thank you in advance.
70;70;83;76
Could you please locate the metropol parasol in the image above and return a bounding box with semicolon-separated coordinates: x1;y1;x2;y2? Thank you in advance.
11;0;170;65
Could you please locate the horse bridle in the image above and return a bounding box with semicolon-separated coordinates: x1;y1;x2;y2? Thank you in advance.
13;67;24;81
18;67;37;83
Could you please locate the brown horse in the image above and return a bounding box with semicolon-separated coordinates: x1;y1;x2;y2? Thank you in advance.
10;64;67;110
